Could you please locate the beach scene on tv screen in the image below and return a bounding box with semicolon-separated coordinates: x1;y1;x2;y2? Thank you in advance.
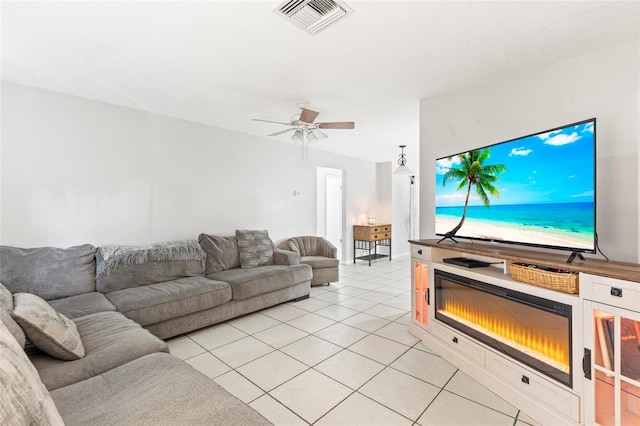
435;120;595;250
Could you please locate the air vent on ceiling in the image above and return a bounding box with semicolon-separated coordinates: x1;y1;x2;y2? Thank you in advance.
275;0;354;35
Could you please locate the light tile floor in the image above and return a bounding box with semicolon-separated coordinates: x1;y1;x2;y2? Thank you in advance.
167;257;542;425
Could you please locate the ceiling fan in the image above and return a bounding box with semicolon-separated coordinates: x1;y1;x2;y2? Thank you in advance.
252;100;355;157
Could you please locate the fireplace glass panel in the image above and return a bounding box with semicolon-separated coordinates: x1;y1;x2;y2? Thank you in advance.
435;270;572;387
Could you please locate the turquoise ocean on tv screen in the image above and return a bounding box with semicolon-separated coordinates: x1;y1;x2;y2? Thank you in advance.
436;202;594;237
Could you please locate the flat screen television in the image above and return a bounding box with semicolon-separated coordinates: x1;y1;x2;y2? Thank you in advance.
435;118;596;259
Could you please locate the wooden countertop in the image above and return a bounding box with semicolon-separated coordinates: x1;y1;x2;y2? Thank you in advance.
409;239;640;284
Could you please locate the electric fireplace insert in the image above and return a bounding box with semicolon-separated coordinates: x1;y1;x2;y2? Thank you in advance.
435;270;572;387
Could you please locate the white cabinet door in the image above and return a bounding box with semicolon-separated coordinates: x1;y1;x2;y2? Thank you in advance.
584;300;640;426
411;245;430;330
412;258;429;328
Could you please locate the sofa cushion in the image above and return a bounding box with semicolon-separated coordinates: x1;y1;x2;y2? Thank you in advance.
198;233;241;273
0;244;96;300
95;240;206;293
0;321;65;426
300;255;340;269
207;264;312;300
50;352;270;426
47;292;116;319
105;276;231;326
29;311;169;390
12;293;85;360
235;229;275;269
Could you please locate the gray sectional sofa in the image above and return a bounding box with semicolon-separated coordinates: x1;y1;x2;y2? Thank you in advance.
0;230;313;425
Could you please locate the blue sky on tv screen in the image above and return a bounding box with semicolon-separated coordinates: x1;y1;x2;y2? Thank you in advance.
435;120;595;207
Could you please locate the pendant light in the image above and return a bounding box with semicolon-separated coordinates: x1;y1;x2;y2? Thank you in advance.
393;145;413;175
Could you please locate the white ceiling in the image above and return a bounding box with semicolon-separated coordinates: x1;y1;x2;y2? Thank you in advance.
2;1;638;163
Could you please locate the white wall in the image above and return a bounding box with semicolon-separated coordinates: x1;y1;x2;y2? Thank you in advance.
0;82;377;254
419;42;639;263
375;162;392;226
353;161;414;260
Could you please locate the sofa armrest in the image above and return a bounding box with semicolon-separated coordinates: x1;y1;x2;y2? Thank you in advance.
272;248;300;265
317;239;338;259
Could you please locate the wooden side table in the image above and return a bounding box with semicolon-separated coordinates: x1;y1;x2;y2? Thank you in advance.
353;224;392;265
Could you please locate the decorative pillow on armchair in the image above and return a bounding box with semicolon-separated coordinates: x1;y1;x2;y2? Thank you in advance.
235;230;275;269
12;292;85;360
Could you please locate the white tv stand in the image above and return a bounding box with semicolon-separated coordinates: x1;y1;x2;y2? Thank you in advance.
409;239;640;426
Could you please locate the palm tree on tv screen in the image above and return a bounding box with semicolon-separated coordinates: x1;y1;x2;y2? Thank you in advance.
442;149;507;237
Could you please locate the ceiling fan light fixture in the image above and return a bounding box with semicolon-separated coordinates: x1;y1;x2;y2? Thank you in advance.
291;129;304;143
253;101;354;158
275;0;354;35
315;129;328;139
306;131;318;143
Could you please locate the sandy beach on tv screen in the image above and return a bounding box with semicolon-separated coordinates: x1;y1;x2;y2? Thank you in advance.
435;217;591;250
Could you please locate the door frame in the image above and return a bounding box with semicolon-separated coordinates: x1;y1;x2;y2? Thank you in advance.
317;167;345;262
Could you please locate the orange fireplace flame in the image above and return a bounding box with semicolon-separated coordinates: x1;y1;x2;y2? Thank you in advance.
442;299;569;369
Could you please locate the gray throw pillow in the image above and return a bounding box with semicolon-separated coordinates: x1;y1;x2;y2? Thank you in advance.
0;320;65;426
12;293;85;360
198;234;241;273
235;230;275;269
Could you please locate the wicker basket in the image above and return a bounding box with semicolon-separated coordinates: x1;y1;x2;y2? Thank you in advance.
509;263;579;294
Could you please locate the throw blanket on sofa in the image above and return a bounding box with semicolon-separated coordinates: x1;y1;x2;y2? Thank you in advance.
96;240;206;278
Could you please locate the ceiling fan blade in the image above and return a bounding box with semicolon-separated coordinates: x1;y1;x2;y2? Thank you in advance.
268;128;296;137
299;108;320;124
317;122;355;129
252;118;291;125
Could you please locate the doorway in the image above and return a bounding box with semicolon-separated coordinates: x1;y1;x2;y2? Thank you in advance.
317;167;344;261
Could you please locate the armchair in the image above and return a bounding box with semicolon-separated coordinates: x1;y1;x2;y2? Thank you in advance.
277;236;339;286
